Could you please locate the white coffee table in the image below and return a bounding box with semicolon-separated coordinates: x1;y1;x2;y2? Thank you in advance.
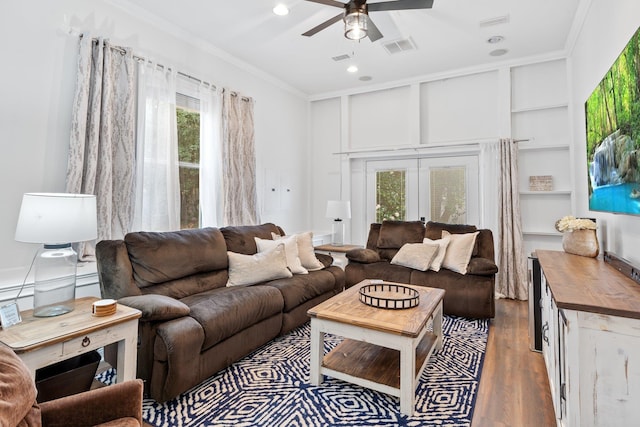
307;280;445;415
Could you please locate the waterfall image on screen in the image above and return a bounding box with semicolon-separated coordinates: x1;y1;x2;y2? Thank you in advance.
585;26;640;216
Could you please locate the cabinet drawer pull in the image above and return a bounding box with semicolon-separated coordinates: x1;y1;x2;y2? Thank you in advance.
81;336;91;347
542;323;549;344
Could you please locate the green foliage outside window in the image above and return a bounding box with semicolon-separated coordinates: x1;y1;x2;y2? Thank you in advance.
375;170;406;222
177;107;200;229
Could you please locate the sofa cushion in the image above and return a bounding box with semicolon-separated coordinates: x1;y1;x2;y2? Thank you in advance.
181;286;284;351
221;223;282;255
256;236;307;274
441;230;479;274
422;236;451;272
125;228;227;288
227;245;292;287
261;270;339;312
376;220;426;249
390;242;439;271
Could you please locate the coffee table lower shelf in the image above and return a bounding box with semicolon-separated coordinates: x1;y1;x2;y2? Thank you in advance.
320;332;438;396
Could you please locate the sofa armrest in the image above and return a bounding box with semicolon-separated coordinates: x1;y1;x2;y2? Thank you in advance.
315;252;333;268
118;294;190;322
345;248;381;264
40;379;143;427
466;257;499;276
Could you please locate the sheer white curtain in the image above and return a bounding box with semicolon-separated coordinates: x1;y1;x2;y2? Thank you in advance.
66;35;135;259
132;61;180;231
199;84;223;227
479;141;500;250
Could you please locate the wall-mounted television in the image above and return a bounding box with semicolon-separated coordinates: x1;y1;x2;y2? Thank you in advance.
585;26;640;215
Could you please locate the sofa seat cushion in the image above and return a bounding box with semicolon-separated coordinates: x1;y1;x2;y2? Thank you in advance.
349;261;413;285
261;270;337;312
180;286;284;351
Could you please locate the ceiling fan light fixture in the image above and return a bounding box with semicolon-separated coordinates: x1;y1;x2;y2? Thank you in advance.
344;11;368;40
273;4;289;16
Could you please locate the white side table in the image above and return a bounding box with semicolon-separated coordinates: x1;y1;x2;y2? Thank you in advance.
0;297;141;384
314;244;362;270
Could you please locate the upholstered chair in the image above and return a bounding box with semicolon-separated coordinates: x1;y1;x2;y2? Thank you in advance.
0;343;143;427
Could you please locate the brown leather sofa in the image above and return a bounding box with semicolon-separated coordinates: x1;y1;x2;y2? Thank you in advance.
96;223;344;403
0;343;143;427
345;221;497;318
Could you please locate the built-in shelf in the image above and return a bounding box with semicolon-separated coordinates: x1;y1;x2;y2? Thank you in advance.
517;142;570;152
519;190;572;196
523;231;562;237
511;103;569;114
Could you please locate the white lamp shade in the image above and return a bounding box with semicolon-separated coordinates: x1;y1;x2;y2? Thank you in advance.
325;200;351;220
15;193;98;244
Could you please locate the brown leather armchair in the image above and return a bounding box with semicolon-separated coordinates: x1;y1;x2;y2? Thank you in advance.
0;343;143;427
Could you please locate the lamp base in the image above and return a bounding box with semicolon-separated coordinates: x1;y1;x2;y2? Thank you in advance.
331;219;344;246
33;244;77;318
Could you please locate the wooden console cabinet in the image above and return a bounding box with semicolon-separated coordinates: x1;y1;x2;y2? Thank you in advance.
536;250;640;427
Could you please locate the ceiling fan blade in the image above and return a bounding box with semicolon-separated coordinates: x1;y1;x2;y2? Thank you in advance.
368;0;434;12
302;13;344;37
367;17;384;42
303;0;347;8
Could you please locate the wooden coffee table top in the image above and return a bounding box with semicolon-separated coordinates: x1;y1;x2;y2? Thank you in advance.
308;280;445;337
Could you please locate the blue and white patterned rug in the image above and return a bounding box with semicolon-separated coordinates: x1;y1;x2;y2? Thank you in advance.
100;316;488;427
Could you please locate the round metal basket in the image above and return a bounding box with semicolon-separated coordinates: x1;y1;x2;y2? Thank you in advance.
359;282;420;310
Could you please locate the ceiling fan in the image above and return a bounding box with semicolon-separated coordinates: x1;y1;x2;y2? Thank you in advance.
302;0;434;42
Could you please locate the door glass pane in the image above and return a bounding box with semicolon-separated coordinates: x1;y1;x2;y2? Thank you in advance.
375;170;406;222
430;166;466;224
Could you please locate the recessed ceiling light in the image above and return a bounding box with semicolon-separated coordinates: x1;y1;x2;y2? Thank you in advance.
273;4;289;16
347;65;358;73
489;48;508;57
487;35;504;44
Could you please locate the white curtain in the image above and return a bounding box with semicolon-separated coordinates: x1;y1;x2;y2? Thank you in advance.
199;84;223;227
497;138;528;300
479;141;500;251
66;35;136;260
132;61;180;232
222;91;259;226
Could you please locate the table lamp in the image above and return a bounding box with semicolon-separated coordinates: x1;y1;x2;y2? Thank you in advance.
15;193;97;317
325;200;351;246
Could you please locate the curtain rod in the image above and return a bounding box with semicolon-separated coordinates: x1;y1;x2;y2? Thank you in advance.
81;34;218;91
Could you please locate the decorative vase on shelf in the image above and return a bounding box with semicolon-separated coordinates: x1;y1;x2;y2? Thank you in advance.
562;229;599;258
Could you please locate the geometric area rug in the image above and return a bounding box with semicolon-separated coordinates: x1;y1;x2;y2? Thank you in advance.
106;316;489;427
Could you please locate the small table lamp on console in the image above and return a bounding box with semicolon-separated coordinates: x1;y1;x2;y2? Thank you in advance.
325;200;351;246
15;193;97;317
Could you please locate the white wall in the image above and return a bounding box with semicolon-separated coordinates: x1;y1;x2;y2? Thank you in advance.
569;0;640;265
0;1;308;302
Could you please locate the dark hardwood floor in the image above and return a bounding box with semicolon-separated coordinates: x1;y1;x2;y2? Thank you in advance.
472;298;556;427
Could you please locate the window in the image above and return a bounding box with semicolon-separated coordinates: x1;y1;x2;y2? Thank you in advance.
375;169;407;222
176;93;200;229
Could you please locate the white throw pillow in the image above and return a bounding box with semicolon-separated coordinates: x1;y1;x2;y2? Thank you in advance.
423;236;451;272
441;230;479;275
272;231;324;271
227;244;293;287
390;242;440;271
256;235;308;274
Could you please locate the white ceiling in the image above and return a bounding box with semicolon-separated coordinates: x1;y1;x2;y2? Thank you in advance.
114;0;583;96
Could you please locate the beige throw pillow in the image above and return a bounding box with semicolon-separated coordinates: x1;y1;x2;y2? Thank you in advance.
256;235;308;274
272;231;324;271
227;244;293;286
423;235;451;272
390;242;440;271
441;230;479;274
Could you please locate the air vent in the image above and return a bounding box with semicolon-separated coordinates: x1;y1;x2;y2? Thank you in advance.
332;54;352;62
479;15;510;27
382;38;417;55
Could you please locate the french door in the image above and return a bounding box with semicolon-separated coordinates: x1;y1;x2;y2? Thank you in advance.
365;156;479;227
